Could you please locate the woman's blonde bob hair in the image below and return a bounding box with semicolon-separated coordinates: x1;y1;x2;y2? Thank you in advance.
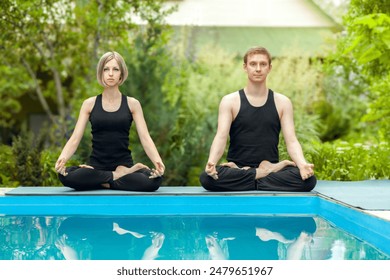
96;51;128;87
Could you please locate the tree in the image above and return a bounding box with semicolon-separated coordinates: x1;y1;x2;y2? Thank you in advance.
330;0;390;139
0;0;169;138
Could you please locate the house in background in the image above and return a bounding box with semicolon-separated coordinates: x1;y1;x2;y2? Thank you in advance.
164;0;341;57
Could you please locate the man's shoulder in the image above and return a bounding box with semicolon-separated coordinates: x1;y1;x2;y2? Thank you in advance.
222;90;240;101
273;91;291;103
272;91;293;112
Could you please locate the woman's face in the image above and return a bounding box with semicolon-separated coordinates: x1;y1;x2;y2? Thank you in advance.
103;58;121;87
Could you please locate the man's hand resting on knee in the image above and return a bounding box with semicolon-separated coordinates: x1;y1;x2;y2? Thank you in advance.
298;163;315;181
205;162;219;180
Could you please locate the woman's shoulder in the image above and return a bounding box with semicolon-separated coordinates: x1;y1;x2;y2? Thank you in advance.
80;96;98;113
125;96;142;113
83;96;98;106
126;96;141;106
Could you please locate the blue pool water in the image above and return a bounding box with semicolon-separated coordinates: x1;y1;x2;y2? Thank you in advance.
0;214;389;260
0;194;389;260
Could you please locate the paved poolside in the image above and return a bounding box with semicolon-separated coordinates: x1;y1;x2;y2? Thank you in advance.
1;180;390;221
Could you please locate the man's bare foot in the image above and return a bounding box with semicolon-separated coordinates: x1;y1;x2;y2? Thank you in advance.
112;163;149;180
255;160;296;179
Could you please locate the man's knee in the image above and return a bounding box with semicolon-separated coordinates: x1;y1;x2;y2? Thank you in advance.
303;175;317;191
199;172;216;191
58;173;75;188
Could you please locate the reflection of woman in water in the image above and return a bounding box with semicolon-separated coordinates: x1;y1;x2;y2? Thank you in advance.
55;217;165;260
203;216;317;260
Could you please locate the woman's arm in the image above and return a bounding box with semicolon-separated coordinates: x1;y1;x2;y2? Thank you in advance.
129;97;165;176
55;97;94;175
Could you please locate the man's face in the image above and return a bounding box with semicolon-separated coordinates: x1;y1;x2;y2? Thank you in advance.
244;53;272;83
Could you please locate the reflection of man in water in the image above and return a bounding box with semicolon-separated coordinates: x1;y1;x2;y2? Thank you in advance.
55;217;165;260
203;216;316;260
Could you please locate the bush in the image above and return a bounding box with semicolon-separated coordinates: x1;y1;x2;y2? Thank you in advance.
0;128;82;187
308;140;389;181
0;145;18;188
11;129;46;186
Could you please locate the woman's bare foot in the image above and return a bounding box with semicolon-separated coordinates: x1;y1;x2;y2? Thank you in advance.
112;163;149;180
220;162;251;170
255;160;296;179
101;164;149;189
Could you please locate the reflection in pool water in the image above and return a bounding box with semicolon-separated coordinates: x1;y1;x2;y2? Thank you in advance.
0;215;388;260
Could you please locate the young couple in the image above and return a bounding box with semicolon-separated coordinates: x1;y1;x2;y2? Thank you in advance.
55;47;316;192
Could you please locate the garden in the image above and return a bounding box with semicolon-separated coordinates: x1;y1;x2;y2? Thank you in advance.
0;0;388;187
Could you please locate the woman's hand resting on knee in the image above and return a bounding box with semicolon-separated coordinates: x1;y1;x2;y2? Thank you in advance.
149;161;165;179
55;158;68;176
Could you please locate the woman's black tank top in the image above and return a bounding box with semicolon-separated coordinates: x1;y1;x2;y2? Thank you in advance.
226;89;280;167
88;94;134;170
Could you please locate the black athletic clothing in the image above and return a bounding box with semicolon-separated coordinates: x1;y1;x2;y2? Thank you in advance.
89;94;134;170
59;166;161;192
200;165;316;192
59;94;162;191
200;89;316;192
227;89;280;167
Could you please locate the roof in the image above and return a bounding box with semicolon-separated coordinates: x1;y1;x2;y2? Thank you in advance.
164;0;340;56
165;0;338;28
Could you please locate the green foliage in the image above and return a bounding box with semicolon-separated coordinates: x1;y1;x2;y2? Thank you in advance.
327;0;390;139
40;148;63;186
0;0;170;138
1;0;388;187
308;140;389;180
313;64;368;141
361;71;390;138
11;128;46;186
268;52;321;157
161;45;244;185
40;148;80;186
0;65;28;128
0;138;81;188
0;145;18;188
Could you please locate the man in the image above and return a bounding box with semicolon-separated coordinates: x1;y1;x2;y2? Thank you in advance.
199;46;316;191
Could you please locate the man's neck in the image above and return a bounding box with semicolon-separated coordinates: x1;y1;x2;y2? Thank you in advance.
244;82;268;97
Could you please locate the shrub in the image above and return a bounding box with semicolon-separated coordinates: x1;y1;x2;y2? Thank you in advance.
308;140;389;181
0;145;18;188
11;129;45;186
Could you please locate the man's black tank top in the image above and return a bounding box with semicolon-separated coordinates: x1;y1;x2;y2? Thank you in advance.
226;89;280;167
88;94;134;170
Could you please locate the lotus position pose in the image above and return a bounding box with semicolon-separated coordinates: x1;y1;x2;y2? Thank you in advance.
55;51;164;191
199;46;316;191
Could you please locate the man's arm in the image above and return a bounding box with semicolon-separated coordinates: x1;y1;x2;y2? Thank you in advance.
278;94;314;180
205;94;235;179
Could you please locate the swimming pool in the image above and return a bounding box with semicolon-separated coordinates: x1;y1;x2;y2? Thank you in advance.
0;193;389;260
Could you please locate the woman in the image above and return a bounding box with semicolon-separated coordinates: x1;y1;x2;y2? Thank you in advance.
55;51;164;191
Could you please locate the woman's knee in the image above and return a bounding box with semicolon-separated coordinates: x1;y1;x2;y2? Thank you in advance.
144;178;161;191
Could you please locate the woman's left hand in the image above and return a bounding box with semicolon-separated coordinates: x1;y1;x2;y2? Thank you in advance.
149;161;165;179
